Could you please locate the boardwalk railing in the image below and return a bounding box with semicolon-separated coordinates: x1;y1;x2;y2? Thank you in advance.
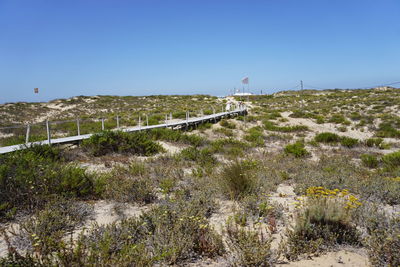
0;106;247;154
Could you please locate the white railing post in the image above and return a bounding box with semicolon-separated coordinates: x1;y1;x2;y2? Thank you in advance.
165;114;168;126
146;114;148;126
46;120;51;145
25;124;30;144
169;112;172;121
101;118;105;131
77;119;80;136
139;116;141;130
116;115;120;128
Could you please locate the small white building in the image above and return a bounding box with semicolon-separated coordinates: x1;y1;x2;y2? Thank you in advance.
233;92;253;96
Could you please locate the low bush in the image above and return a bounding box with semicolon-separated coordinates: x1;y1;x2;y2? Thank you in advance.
340;136;359;148
381;150;400;169
360;154;379;168
244;127;265;146
210;138;249;158
82;130;164;156
284;142;309;158
149;128;205;147
314;132;341;143
5;198;93;255
367;216;400;267
264;120;308;132
0;145;97;220
376;123;400;138
225;221;274;266
218;160;259;200
365;138;383;148
283;187;361;260
220;119;236;129
101;166;156;204
2;196;224;266
328;114;350;125
178;147;216;166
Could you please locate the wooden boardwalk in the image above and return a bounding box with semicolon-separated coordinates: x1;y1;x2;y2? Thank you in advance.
0;108;247;154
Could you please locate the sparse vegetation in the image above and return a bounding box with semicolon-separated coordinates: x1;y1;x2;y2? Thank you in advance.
2;90;400;266
314;132;341;143
284;142;309;158
218;160;259;200
0;145;97;220
82;130;164;156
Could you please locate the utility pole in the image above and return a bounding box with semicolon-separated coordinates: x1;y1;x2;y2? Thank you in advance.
300;80;304;91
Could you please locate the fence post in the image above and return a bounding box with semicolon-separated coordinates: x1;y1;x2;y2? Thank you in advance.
169;112;172;121
139;116;141;130
186;111;188;125
46;120;51;145
101;118;105;131
116;116;120;128
212;107;215;114
165;114;168;126
146;114;148;126
25;124;30;144
77;119;80;136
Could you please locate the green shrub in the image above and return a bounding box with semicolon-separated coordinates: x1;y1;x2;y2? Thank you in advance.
365;138;383;148
289;110;310;118
314;132;341;143
178;147;216;166
172;111;187;119
82;130;164;156
367;216;400;267
244;127;265;146
376;123;400;138
149;128;205;147
360;154;379;168
340;136;359;148
284;142;309;158
80;196;222;265
8;198;93;255
315;116;325;124
210;138;249;158
101;167;156;204
381;150;400;169
0;145;97;220
328;114;350;125
197;122;212;131
225;221;274;266
283;188;361;260
3;196;224;266
218;160;259;200
263;120;308;132
220;119;236;129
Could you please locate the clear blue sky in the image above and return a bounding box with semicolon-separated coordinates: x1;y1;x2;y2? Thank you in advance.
1;0;399;103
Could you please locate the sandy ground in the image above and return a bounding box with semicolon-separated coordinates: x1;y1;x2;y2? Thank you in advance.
0;200;150;258
87;200;150;226
278;249;369;267
269;184;298;250
209;200;237;235
280;112;373;141
159;141;186;155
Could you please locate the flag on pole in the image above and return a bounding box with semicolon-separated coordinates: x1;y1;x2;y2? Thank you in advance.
34;88;39;94
241;77;249;84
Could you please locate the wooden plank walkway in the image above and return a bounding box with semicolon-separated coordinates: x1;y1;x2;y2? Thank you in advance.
0;108;246;154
